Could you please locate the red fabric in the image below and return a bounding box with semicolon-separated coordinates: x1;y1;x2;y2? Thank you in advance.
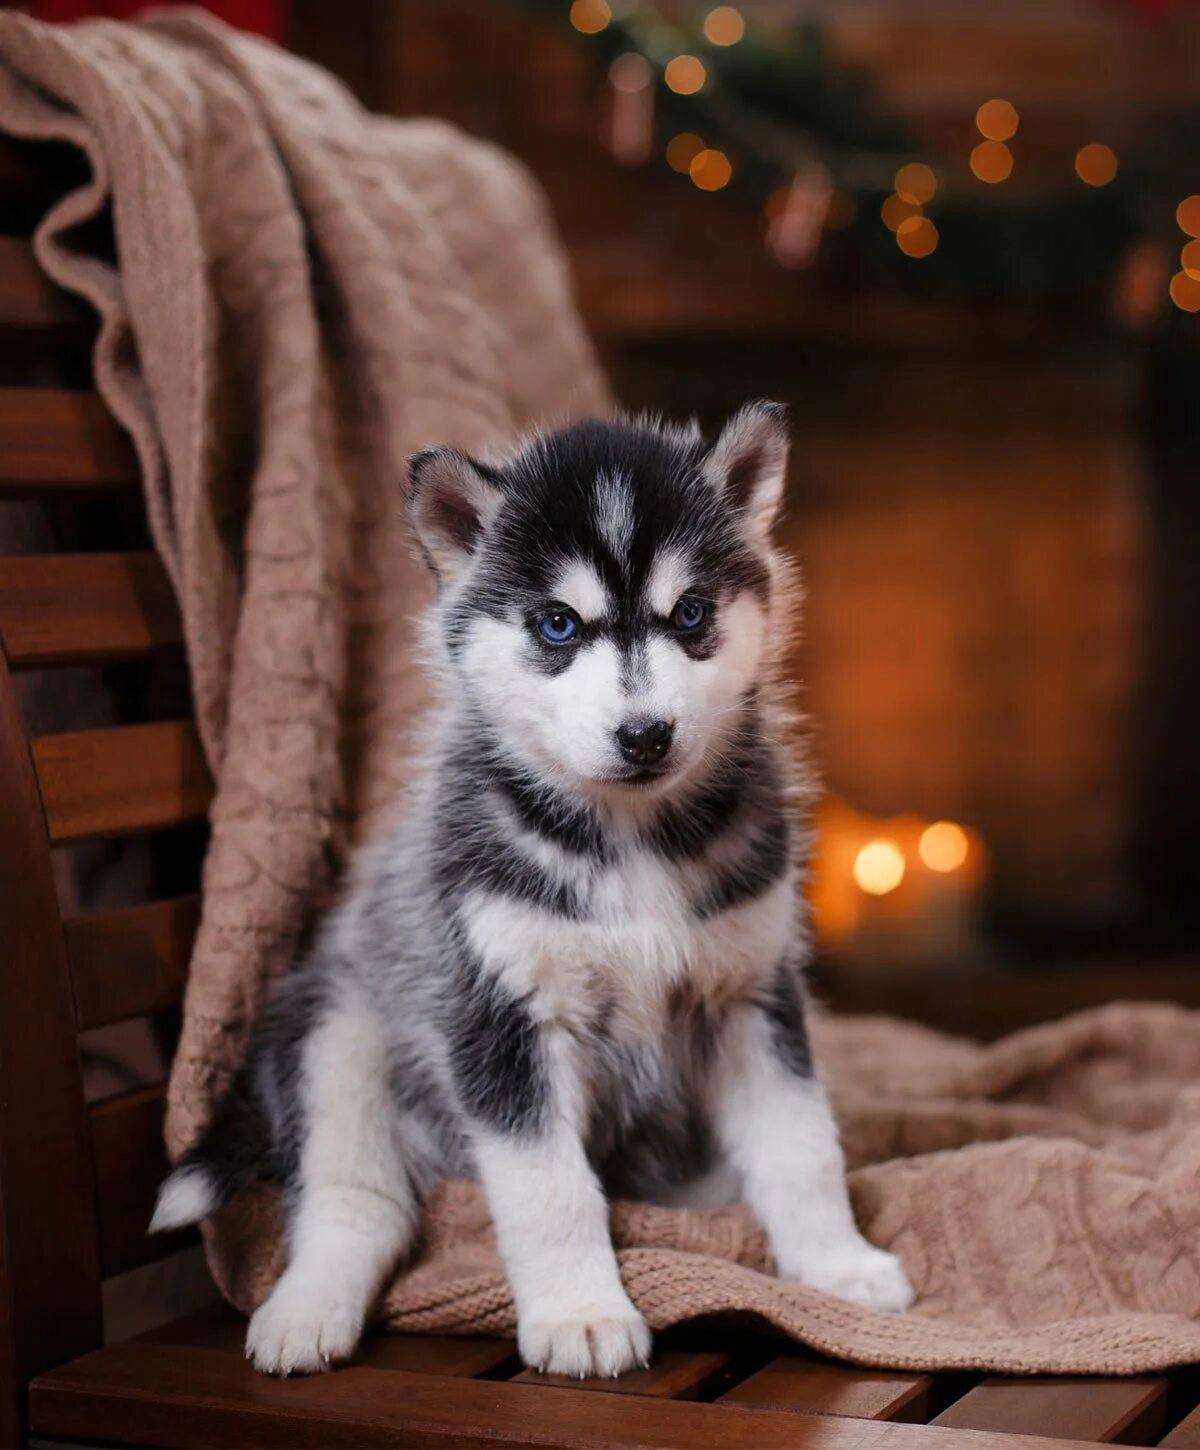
24;1;286;41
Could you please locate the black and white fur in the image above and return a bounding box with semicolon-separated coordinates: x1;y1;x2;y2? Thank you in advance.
151;403;913;1378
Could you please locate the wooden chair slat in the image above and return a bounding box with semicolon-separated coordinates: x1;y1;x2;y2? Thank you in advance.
0;388;139;495
29;1340;1114;1450
65;895;199;1030
0;237;90;334
932;1376;1167;1443
89;1083;192;1278
0;552;181;669
719;1354;932;1422
1163;1404;1200;1446
32;720;212;844
514;1348;731;1399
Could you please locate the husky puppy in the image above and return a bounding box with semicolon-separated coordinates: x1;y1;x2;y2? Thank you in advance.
152;403;913;1378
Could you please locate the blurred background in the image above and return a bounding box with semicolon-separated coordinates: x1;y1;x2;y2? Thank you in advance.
15;0;1200;1036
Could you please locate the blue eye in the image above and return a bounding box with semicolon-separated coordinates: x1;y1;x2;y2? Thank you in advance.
671;597;707;632
538;610;579;644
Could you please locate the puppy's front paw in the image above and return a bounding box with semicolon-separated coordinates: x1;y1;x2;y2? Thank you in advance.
781;1240;915;1314
519;1299;651;1378
245;1274;365;1375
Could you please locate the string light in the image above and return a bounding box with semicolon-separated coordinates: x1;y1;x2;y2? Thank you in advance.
664;54;707;95
971;140;1013;184
894;162;936;205
919;821;969;872
1169;270;1200;312
1075;144;1118;187
1177;196;1200;237
897;216;938;257
689;147;732;191
975;99;1019;142
609;52;651;93
1182;239;1200;280
666;132;705;173
881;194;921;232
853;839;906;896
702;6;745;46
569;0;611;35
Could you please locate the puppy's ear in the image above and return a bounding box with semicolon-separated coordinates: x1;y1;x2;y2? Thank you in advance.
406;447;503;579
704;401;789;539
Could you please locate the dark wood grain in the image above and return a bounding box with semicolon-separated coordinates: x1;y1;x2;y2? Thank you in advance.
29;1340;1118;1450
720;1354;933;1422
0;551;181;669
0;388;139;494
89;1083;193;1278
515;1349;731;1399
932;1377;1167;1443
0;647;103;1445
31;720;212;844
65;894;199;1030
1162;1403;1200;1446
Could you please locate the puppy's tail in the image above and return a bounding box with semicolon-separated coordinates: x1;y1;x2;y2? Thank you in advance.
149;1070;271;1233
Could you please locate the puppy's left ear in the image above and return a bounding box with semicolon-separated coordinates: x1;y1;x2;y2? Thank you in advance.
704;400;789;539
406;447;503;580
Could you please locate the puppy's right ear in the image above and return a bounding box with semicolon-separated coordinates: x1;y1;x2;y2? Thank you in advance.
406;448;503;580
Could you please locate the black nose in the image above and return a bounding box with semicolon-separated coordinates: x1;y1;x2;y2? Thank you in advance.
616;719;674;767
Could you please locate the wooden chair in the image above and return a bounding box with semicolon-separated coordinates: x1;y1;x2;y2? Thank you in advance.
4;134;1200;1450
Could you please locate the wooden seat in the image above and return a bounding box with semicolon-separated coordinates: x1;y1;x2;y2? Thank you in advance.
2;132;1199;1450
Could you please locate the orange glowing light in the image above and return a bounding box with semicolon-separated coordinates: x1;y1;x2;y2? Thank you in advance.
970;140;1013;184
881;194;921;232
1075;143;1117;187
975;99;1019;142
702;5;745;45
1177;196;1200;237
1169;270;1200;312
666;132;705;174
569;0;611;34
919;821;969;873
665;54;707;95
897;216;938;257
689;147;732;191
894;162;936;205
1182;239;1200;280
852;839;906;897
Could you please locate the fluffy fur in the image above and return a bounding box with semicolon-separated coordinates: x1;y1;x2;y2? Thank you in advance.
152;403;913;1377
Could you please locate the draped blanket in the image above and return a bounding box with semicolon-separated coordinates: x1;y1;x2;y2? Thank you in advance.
4;7;1199;1375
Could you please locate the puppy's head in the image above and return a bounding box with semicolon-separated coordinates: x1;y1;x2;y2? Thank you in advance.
407;404;792;800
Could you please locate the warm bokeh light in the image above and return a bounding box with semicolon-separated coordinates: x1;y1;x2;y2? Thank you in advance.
975;98;1019;142
1182;239;1200;280
896;215;938;257
665;54;707;95
666;132;705;174
919;821;970;873
1177;196;1200;237
609;52;651;93
970;140;1014;184
702;5;745;46
881;193;921;232
852;839;907;896
825;190;857;230
1169;269;1200;312
1075;143;1118;187
689;147;732;191
894;162;936;205
569;0;611;35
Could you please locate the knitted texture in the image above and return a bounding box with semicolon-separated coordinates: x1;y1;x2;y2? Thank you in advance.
3;9;1199;1376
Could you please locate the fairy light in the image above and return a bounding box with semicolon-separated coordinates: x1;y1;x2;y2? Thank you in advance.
1075;144;1118;187
975;99;1019;142
894;162;936;206
853;839;906;896
897;216;938;258
1182;239;1200;280
919;821;969;872
702;5;745;46
666;132;705;174
881;194;921;232
971;140;1013;184
665;54;707;95
1169;270;1200;312
1177;196;1200;238
609;52;651;93
569;0;611;35
689;147;732;191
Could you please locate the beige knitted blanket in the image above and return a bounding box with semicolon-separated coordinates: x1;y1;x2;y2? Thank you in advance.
5;9;1200;1378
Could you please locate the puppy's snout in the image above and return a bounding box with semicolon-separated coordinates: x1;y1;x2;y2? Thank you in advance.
616;718;674;766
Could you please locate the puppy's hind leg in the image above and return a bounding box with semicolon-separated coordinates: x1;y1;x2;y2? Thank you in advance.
246;994;418;1375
